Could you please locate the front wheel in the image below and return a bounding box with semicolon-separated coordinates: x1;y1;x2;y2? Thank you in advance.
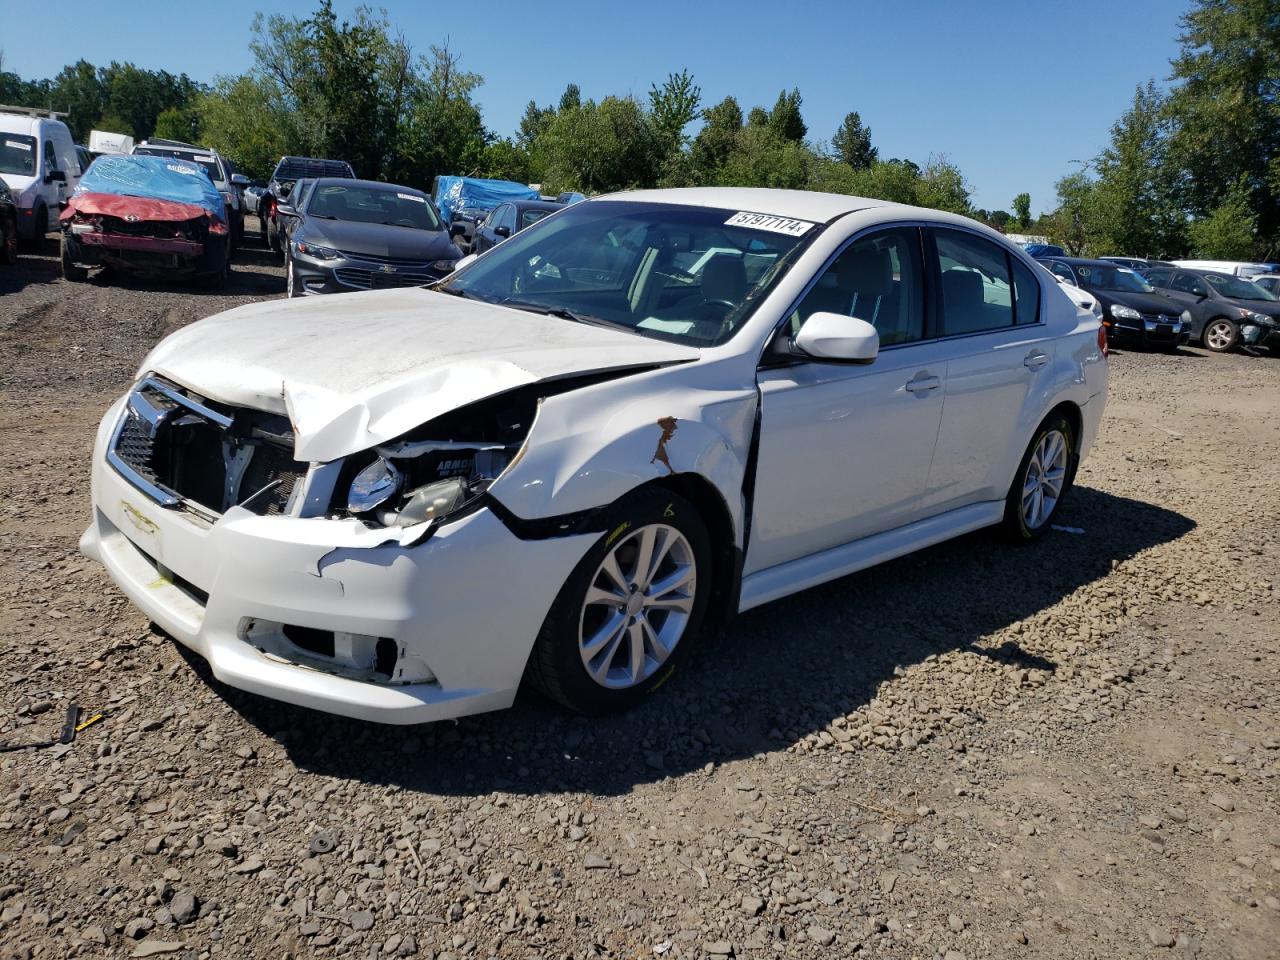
60;236;87;282
525;488;713;714
1203;318;1239;353
1001;414;1076;542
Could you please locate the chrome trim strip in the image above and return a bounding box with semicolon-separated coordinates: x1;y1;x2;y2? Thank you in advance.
105;408;181;508
140;376;233;427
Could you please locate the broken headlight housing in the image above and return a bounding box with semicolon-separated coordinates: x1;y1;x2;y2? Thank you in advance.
339;389;536;529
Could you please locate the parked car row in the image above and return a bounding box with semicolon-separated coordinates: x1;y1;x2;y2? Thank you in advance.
1038;254;1280;356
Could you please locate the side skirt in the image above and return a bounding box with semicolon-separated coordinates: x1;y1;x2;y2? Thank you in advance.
737;500;1004;612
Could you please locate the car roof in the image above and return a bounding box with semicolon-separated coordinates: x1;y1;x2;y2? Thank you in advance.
309;177;424;193
597;186;911;223
512;199;564;211
1039;257;1125;267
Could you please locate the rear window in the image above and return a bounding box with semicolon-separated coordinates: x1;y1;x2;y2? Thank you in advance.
135;147;222;183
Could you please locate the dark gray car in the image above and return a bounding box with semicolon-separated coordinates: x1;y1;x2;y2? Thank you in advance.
1143;266;1280;354
280;178;463;297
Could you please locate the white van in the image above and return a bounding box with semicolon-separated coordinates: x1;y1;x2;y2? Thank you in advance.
1172;258;1276;278
0;106;82;249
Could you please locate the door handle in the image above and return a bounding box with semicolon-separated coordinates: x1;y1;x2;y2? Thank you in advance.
905;374;941;394
1023;350;1049;371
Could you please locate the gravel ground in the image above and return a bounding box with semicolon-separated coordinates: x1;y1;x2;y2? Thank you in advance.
1;232;1278;960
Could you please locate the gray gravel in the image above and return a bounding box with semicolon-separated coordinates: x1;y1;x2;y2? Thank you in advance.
1;232;1278;959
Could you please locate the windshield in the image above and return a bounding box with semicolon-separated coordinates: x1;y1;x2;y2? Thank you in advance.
134;148;223;183
1073;264;1153;293
307;183;441;230
1;135;37;176
1204;272;1277;301
440;200;818;346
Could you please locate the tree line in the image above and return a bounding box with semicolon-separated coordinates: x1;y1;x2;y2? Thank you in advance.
2;0;1274;260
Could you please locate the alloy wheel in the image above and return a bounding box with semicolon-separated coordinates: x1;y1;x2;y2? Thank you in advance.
1021;429;1067;531
1205;321;1235;351
578;523;696;689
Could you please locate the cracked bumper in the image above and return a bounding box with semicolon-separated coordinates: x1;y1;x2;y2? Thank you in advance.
80;403;595;724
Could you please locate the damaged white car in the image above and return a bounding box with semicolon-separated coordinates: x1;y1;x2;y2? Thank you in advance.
81;188;1109;723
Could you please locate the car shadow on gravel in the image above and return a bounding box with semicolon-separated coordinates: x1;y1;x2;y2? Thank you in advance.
0;247;62;295
184;484;1194;796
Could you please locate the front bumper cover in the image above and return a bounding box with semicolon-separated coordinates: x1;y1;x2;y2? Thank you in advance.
81;399;595;724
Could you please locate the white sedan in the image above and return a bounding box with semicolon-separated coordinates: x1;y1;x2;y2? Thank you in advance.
81;188;1108;723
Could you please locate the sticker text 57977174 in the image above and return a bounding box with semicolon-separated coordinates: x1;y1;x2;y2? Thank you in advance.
724;211;816;237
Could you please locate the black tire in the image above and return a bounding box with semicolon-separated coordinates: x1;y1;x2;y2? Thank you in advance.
1000;412;1077;542
60;236;87;282
0;221;15;263
1202;317;1239;353
266;214;280;254
525;488;714;714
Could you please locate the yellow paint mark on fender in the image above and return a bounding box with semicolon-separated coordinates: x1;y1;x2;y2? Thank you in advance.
119;500;159;538
605;521;631;547
663;502;675;518
650;664;676;691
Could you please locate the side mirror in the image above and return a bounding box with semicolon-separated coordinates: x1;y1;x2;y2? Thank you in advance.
276;202;297;218
231;173;250;186
793;312;879;364
46;169;66;183
494;225;510;238
449;222;466;238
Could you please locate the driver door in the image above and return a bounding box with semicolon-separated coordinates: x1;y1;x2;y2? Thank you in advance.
747;227;948;575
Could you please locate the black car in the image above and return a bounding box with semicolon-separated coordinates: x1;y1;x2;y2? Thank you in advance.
1038;257;1190;351
1143;265;1280;354
280;178;463;297
0;179;16;263
469;199;565;254
262;156;355;256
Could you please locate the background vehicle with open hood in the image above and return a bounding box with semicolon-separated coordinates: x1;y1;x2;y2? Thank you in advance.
59;154;230;286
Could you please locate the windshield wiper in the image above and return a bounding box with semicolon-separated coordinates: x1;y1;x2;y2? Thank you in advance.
498;299;631;331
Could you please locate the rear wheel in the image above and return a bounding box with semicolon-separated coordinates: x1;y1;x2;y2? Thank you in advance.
1203;317;1239;353
1001;413;1076;542
19;204;46;253
526;488;713;714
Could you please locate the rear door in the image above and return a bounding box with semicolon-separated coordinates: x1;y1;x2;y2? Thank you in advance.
1163;271;1214;338
921;228;1053;514
749;226;948;573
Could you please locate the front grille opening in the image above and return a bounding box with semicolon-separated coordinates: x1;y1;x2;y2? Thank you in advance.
282;624;335;658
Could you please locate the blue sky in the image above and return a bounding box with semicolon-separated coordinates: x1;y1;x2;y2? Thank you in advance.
1;0;1190;214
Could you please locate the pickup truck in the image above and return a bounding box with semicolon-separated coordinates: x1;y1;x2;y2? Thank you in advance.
260;156;355;258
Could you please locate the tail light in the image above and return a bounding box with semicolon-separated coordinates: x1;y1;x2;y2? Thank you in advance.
209;219;229;236
1097;324;1108;358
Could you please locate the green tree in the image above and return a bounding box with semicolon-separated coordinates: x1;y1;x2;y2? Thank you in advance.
1090;82;1186;256
558;83;581;113
390;43;488;188
1188;179;1257;256
196;75;290;181
767;88;806;142
916;155;972;214
690;96;743;178
1167;0;1280;255
832;111;876;169
47;60;104;142
1047;169;1100;255
1012;192;1032;229
479;138;531;183
99;63;201;142
717;125;809;189
648;69;701;149
538;96;664;193
153;106;200;143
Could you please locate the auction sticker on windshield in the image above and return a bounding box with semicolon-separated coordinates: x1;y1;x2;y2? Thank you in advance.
724;211;815;236
397;193;425;202
5;140;31;150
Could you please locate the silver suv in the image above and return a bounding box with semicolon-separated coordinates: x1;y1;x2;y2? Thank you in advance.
131;139;248;247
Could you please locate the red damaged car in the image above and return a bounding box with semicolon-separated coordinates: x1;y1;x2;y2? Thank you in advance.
59;154;231;285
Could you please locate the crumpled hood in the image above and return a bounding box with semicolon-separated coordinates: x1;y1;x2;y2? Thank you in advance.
300;219;460;261
140;288;700;462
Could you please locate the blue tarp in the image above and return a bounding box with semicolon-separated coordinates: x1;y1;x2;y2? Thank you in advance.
75;155;226;221
434;176;538;222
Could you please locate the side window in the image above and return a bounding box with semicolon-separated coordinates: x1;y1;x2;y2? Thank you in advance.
1046;260;1075;283
934;229;1014;335
43;140;58;173
791;227;925;345
1012;259;1041;325
1144;268;1173;288
500;205;518;233
1171;272;1207;297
